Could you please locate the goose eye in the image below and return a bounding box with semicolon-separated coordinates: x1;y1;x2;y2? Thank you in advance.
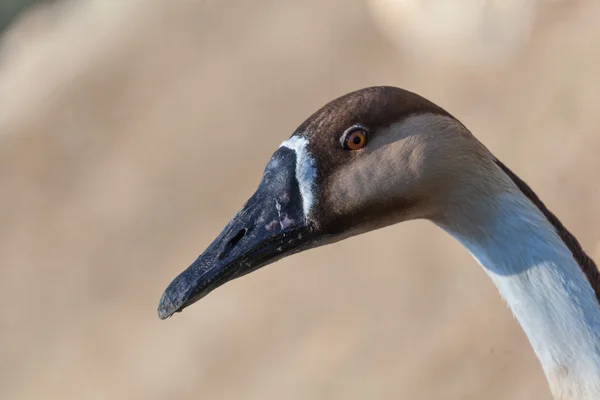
342;128;368;150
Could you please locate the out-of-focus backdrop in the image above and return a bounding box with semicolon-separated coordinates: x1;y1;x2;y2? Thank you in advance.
1;1;599;399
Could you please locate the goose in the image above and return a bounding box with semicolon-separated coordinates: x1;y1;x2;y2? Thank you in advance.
158;86;600;399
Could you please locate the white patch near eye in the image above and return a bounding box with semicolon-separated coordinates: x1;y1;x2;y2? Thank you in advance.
280;135;316;217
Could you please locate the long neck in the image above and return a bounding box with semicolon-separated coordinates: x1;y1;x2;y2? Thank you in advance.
437;186;600;399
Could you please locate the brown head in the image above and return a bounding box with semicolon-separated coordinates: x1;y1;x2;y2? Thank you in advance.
294;86;503;237
158;86;599;319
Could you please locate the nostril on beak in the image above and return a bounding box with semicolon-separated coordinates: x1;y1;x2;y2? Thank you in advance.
219;228;247;260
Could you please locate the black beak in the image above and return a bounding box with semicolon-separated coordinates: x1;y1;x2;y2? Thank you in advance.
158;146;316;319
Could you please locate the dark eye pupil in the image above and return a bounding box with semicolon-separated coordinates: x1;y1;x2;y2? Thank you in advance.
352;135;362;145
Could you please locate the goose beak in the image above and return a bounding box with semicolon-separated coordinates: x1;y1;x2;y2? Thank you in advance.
158;146;315;319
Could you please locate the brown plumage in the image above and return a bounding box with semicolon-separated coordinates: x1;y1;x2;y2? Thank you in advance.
296;86;600;297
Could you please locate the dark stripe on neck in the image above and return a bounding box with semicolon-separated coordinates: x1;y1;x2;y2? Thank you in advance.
495;159;600;303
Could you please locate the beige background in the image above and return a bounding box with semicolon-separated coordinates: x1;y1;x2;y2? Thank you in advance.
1;1;600;399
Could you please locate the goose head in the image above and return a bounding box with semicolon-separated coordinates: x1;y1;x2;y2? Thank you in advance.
158;86;499;319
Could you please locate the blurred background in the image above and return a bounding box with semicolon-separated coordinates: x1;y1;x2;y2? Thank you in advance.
1;0;599;399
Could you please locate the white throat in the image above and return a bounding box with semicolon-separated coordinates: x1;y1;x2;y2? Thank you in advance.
437;189;600;399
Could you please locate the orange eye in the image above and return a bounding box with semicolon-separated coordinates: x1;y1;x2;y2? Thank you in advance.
343;128;368;150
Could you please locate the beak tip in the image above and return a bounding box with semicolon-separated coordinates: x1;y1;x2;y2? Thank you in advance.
157;291;179;320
